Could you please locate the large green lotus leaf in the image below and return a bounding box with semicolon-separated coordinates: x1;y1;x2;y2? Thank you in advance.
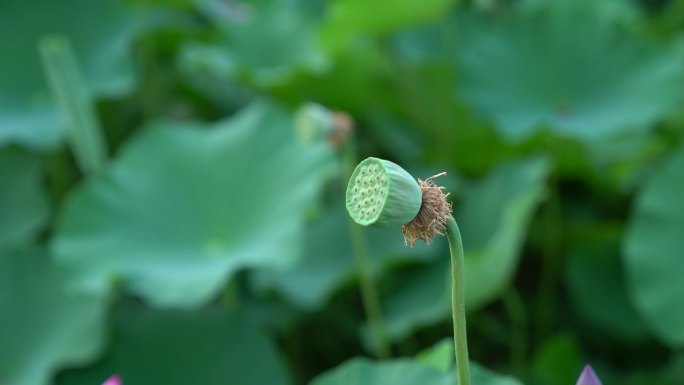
194;0;328;87
460;157;550;307
310;356;521;385
387;19;511;174
416;339;523;385
470;364;524;385
253;200;437;310
319;0;455;52
566;232;649;343
377;156;550;341
0;247;106;385
0;0;143;149
456;5;684;141
520;0;640;23
267;41;388;115
52;101;335;308
179;38;375;113
0;148;49;249
583;131;671;193
624;145;684;346
309;358;452;385
57;302;290;385
177;42;256;108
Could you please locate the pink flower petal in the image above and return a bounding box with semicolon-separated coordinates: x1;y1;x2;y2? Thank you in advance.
102;375;122;385
576;364;602;385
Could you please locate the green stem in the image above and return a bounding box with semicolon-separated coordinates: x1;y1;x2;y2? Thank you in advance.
535;182;562;340
502;288;528;378
40;36;107;176
343;138;390;359
447;219;470;385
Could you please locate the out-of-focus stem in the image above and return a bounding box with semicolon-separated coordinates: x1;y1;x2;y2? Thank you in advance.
343;137;390;359
40;35;107;176
535;182;562;339
502;288;528;378
446;219;470;385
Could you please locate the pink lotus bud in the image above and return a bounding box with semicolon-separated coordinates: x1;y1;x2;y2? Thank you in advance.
576;365;602;385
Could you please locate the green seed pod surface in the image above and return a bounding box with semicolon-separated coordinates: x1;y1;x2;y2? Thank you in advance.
346;157;422;227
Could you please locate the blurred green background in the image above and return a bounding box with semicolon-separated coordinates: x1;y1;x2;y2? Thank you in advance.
2;0;684;384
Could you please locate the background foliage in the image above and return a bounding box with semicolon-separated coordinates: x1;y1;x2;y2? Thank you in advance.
2;0;684;384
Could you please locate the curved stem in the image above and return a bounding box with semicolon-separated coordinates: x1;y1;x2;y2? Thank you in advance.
343;138;390;359
447;219;470;385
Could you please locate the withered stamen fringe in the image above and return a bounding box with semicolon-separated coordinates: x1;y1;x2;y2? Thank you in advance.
401;172;453;247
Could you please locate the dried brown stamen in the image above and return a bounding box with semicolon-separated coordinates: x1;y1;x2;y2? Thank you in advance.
401;172;452;247
329;111;353;148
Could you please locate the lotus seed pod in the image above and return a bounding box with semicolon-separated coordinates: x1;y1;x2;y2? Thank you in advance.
294;103;334;144
346;157;422;227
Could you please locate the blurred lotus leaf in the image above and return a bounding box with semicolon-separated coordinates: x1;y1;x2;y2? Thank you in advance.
0;0;144;149
320;0;455;52
565;234;649;343
310;354;521;385
530;334;582;385
0;148;49;249
57;302;290;385
309;358;452;385
0;247;106;385
624;145;684;346
416;339;523;385
520;0;640;23
416;338;456;373
377;156;550;341
52;101;335;308
253;200;437;310
194;0;328;86
457;4;684;141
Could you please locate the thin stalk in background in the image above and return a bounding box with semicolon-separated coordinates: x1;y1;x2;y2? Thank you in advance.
40;35;107;176
535;180;562;340
342;135;391;359
446;219;471;385
502;288;528;378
